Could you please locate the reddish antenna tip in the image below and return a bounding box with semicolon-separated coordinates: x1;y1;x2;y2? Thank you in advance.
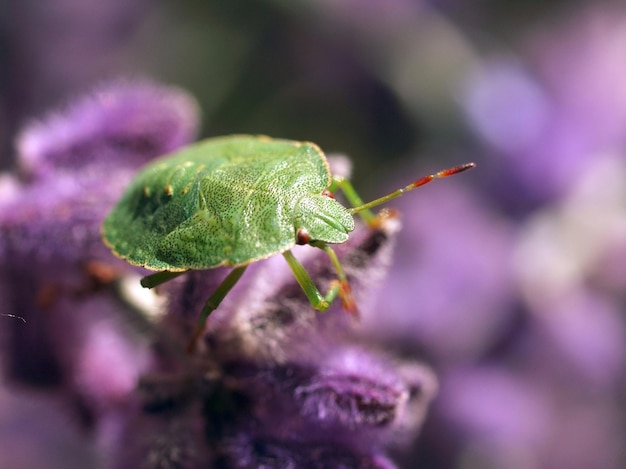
449;162;477;174
413;162;476;188
435;162;477;178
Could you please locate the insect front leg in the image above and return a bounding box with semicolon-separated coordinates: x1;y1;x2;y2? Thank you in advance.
283;245;356;316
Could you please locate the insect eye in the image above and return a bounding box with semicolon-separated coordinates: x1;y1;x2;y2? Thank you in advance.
321;189;335;199
296;227;311;245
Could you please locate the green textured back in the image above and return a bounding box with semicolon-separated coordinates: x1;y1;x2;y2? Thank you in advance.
102;135;331;270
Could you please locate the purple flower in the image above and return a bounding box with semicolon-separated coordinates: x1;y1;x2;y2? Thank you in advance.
0;80;198;410
0;80;438;468
141;215;437;466
0;81;199;277
16;80;199;181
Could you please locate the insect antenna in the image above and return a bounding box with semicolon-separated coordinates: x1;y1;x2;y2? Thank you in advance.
349;162;476;215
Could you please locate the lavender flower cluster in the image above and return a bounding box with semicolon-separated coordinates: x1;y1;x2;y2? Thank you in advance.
0;81;437;468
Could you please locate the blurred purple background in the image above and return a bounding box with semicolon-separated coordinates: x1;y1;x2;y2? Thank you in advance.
1;1;625;468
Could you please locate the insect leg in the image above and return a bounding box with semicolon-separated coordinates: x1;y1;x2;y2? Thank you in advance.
311;241;357;315
186;265;248;353
283;246;357;315
141;270;188;289
283;250;337;311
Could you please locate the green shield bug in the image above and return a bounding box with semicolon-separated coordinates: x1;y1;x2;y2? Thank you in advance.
102;135;474;352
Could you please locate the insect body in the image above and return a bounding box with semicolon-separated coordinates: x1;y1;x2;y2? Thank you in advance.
102;135;474;352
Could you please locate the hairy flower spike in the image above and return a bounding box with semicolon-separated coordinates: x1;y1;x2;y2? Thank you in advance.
16;80;199;180
0;81;200;282
295;372;402;426
0;80;439;468
285;346;410;431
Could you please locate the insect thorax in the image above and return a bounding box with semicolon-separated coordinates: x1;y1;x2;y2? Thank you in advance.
294;194;354;244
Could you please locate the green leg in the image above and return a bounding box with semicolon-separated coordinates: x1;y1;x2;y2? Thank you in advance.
311;241;357;314
283;250;338;311
283;245;356;315
141;270;187;289
330;176;377;226
186;266;247;353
